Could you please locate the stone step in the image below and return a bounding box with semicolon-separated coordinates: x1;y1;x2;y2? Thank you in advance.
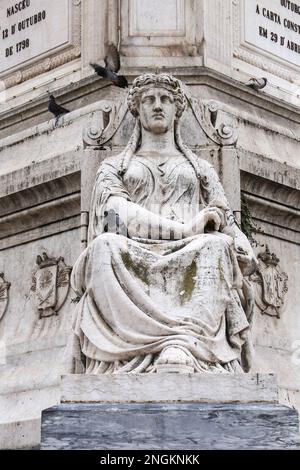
61;373;278;404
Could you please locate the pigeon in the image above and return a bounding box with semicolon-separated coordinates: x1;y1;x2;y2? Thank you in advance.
90;44;128;88
103;209;130;238
245;77;267;91
48;94;70;125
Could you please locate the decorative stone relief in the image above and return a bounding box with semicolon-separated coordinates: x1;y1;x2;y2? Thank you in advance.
201;99;238;146
250;245;288;318
0;272;11;321
83;90;238;149
83;98;128;148
31;252;72;318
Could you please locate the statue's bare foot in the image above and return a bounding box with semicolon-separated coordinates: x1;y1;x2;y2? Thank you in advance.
155;346;194;373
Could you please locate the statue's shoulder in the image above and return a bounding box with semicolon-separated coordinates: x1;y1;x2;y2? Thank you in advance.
100;153;123;167
97;153;124;174
197;157;215;176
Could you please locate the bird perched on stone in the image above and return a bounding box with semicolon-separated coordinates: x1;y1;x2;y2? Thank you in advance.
245;77;267;91
90;44;128;88
48;94;70;125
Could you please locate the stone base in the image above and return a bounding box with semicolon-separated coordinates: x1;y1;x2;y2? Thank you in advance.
41;402;300;450
40;373;299;449
60;373;278;403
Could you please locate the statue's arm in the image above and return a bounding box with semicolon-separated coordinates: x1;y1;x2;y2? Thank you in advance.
202;161;257;273
107;196;223;240
223;217;258;275
106;196;187;240
91;157;223;240
98;158;187;239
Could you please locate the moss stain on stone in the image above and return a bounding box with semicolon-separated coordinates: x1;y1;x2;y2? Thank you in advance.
180;260;197;303
240;193;264;247
160;265;169;293
121;251;149;284
241;193;255;241
218;257;225;281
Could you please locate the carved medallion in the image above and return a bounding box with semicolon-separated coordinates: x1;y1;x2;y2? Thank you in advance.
250;245;288;318
31;252;72;318
0;273;11;321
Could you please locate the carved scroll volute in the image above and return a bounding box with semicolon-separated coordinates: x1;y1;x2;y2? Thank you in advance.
204;100;239;146
83;98;128;148
182;80;238;146
0;273;11;321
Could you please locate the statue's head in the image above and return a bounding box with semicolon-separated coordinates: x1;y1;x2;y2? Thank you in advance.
127;73;186;134
119;73;200;177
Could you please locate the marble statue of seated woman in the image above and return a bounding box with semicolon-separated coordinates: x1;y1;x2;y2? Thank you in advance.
71;73;257;375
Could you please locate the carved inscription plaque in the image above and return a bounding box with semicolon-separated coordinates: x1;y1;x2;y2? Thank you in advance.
0;0;69;75
244;0;300;66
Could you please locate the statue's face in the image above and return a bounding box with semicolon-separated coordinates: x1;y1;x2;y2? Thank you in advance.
138;87;176;134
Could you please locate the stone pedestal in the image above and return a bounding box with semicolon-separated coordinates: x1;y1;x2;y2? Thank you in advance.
41;402;299;450
40;373;300;450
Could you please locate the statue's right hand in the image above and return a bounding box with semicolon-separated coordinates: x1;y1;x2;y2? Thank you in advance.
185;208;222;236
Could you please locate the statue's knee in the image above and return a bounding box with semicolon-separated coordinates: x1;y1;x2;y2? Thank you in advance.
93;232;127;250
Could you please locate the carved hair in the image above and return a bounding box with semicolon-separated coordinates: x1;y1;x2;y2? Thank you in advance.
118;73;200;177
127;73;186;119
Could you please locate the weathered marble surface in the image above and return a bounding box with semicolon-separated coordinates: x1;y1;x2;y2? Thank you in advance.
72;73;256;376
0;0;300;454
61;373;278;404
0;417;40;450
41;402;300;450
1;80;299;448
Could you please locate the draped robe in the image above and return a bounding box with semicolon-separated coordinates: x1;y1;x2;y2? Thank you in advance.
71;153;252;374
